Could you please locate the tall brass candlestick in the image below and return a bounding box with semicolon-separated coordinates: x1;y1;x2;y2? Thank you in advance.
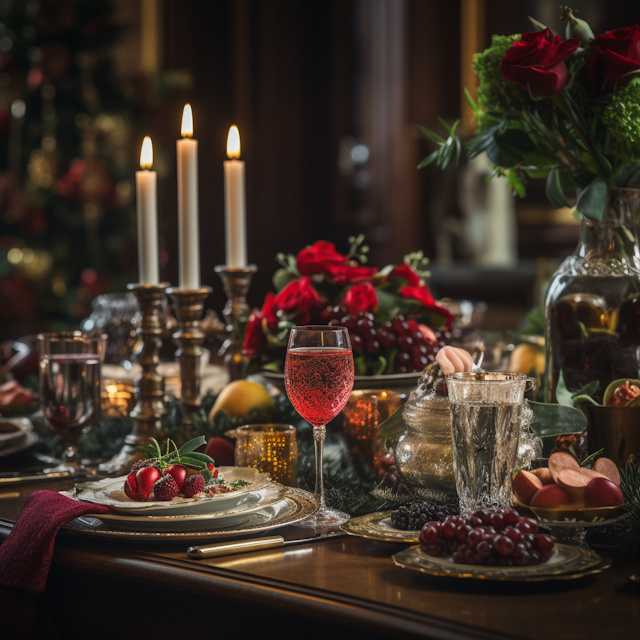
167;286;212;423
215;264;257;381
99;283;168;476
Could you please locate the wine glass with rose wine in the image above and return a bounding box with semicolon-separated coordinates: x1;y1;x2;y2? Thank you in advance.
285;326;354;525
38;331;107;473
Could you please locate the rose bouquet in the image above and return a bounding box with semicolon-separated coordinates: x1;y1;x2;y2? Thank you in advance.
242;236;453;376
420;8;640;220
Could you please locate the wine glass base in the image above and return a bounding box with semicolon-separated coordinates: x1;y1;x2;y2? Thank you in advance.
290;506;351;528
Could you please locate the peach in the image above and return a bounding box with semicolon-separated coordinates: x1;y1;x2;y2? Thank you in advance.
530;484;574;508
584;477;624;508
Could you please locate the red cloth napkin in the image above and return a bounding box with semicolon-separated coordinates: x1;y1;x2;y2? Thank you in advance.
0;490;109;593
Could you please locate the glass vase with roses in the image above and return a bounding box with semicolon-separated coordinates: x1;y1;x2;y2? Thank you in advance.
241;236;453;377
419;8;640;403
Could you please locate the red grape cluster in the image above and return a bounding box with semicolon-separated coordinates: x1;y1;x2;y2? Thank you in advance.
419;509;555;567
323;306;450;373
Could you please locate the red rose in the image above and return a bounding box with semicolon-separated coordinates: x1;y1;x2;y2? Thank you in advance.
400;285;436;308
326;263;378;285
242;293;278;356
500;29;580;96
273;277;321;324
297;241;347;276
387;264;421;287
342;282;378;315
586;25;640;91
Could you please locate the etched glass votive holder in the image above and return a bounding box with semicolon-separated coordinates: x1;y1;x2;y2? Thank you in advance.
234;424;298;487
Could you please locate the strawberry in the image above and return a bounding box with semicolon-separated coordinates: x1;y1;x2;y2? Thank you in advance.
124;473;139;500
136;466;161;501
163;465;187;491
153;475;180;501
182;474;205;498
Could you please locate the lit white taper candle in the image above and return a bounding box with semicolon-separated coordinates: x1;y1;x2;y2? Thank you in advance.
224;125;247;268
135;136;159;285
176;104;200;289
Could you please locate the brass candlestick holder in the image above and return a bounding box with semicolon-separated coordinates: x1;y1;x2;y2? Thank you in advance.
167;286;212;423
99;283;168;476
215;264;257;381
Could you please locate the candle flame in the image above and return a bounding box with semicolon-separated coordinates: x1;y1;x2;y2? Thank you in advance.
227;125;241;159
140;136;153;169
181;104;193;137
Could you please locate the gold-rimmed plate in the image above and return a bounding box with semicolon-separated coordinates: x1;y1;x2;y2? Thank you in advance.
341;510;420;544
392;544;607;582
65;487;318;543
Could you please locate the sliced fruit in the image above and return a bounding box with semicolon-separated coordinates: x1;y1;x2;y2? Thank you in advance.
531;467;554;485
603;378;640;407
584;477;624;507
513;470;543;505
593;457;621;486
548;451;580;484
556;469;589;500
579;468;606;482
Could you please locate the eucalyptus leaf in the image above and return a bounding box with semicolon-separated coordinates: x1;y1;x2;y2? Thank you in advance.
378;403;407;440
529;401;588;437
178;435;207;455
576;177;607;221
184;451;215;465
546;168;571;208
555;371;573;407
178;455;207;469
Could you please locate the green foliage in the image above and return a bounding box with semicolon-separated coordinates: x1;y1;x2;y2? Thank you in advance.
474;34;529;129
601;79;640;165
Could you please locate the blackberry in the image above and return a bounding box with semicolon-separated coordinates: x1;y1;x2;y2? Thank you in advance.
390;501;459;531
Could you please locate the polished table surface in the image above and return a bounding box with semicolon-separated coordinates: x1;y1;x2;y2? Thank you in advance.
1;479;639;640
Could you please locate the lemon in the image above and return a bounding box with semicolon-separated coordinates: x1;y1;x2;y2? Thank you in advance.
509;343;545;376
209;380;274;421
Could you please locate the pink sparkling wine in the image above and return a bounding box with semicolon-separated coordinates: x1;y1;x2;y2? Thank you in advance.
285;347;354;426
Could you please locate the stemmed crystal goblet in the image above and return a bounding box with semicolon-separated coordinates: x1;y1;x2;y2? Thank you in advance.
37;331;108;473
285;325;354;526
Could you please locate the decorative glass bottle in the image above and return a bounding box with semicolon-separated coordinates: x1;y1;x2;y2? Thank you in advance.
545;188;640;402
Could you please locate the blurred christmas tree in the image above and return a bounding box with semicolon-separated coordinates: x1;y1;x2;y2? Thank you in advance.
0;0;145;334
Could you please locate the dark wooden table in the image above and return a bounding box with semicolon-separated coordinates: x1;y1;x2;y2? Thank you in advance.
1;479;639;640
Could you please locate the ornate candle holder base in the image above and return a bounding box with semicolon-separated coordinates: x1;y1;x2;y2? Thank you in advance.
167;286;212;424
99;283;168;476
215;264;257;381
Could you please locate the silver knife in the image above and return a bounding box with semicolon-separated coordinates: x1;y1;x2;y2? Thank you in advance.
187;531;345;558
0;471;95;484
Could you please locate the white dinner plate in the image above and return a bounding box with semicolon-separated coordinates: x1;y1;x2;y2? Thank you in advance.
0;417;33;450
66;488;318;543
70;466;271;515
89;483;287;532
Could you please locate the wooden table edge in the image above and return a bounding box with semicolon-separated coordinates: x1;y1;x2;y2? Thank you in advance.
0;519;513;640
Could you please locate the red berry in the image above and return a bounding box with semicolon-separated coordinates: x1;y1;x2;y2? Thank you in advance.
476;540;492;558
494;535;515;557
204;437;235;467
533;534;555;555
183;473;205;498
456;524;473;542
522;517;539;534
442;521;457;538
136;466;162;501
504;527;521;544
124;473;139;500
153;474;180;501
490;512;505;529
467;529;484;547
163;465;188;491
503;509;520;526
420;525;439;546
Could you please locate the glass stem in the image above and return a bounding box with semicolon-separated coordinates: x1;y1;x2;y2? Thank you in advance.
62;445;78;465
313;425;326;508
